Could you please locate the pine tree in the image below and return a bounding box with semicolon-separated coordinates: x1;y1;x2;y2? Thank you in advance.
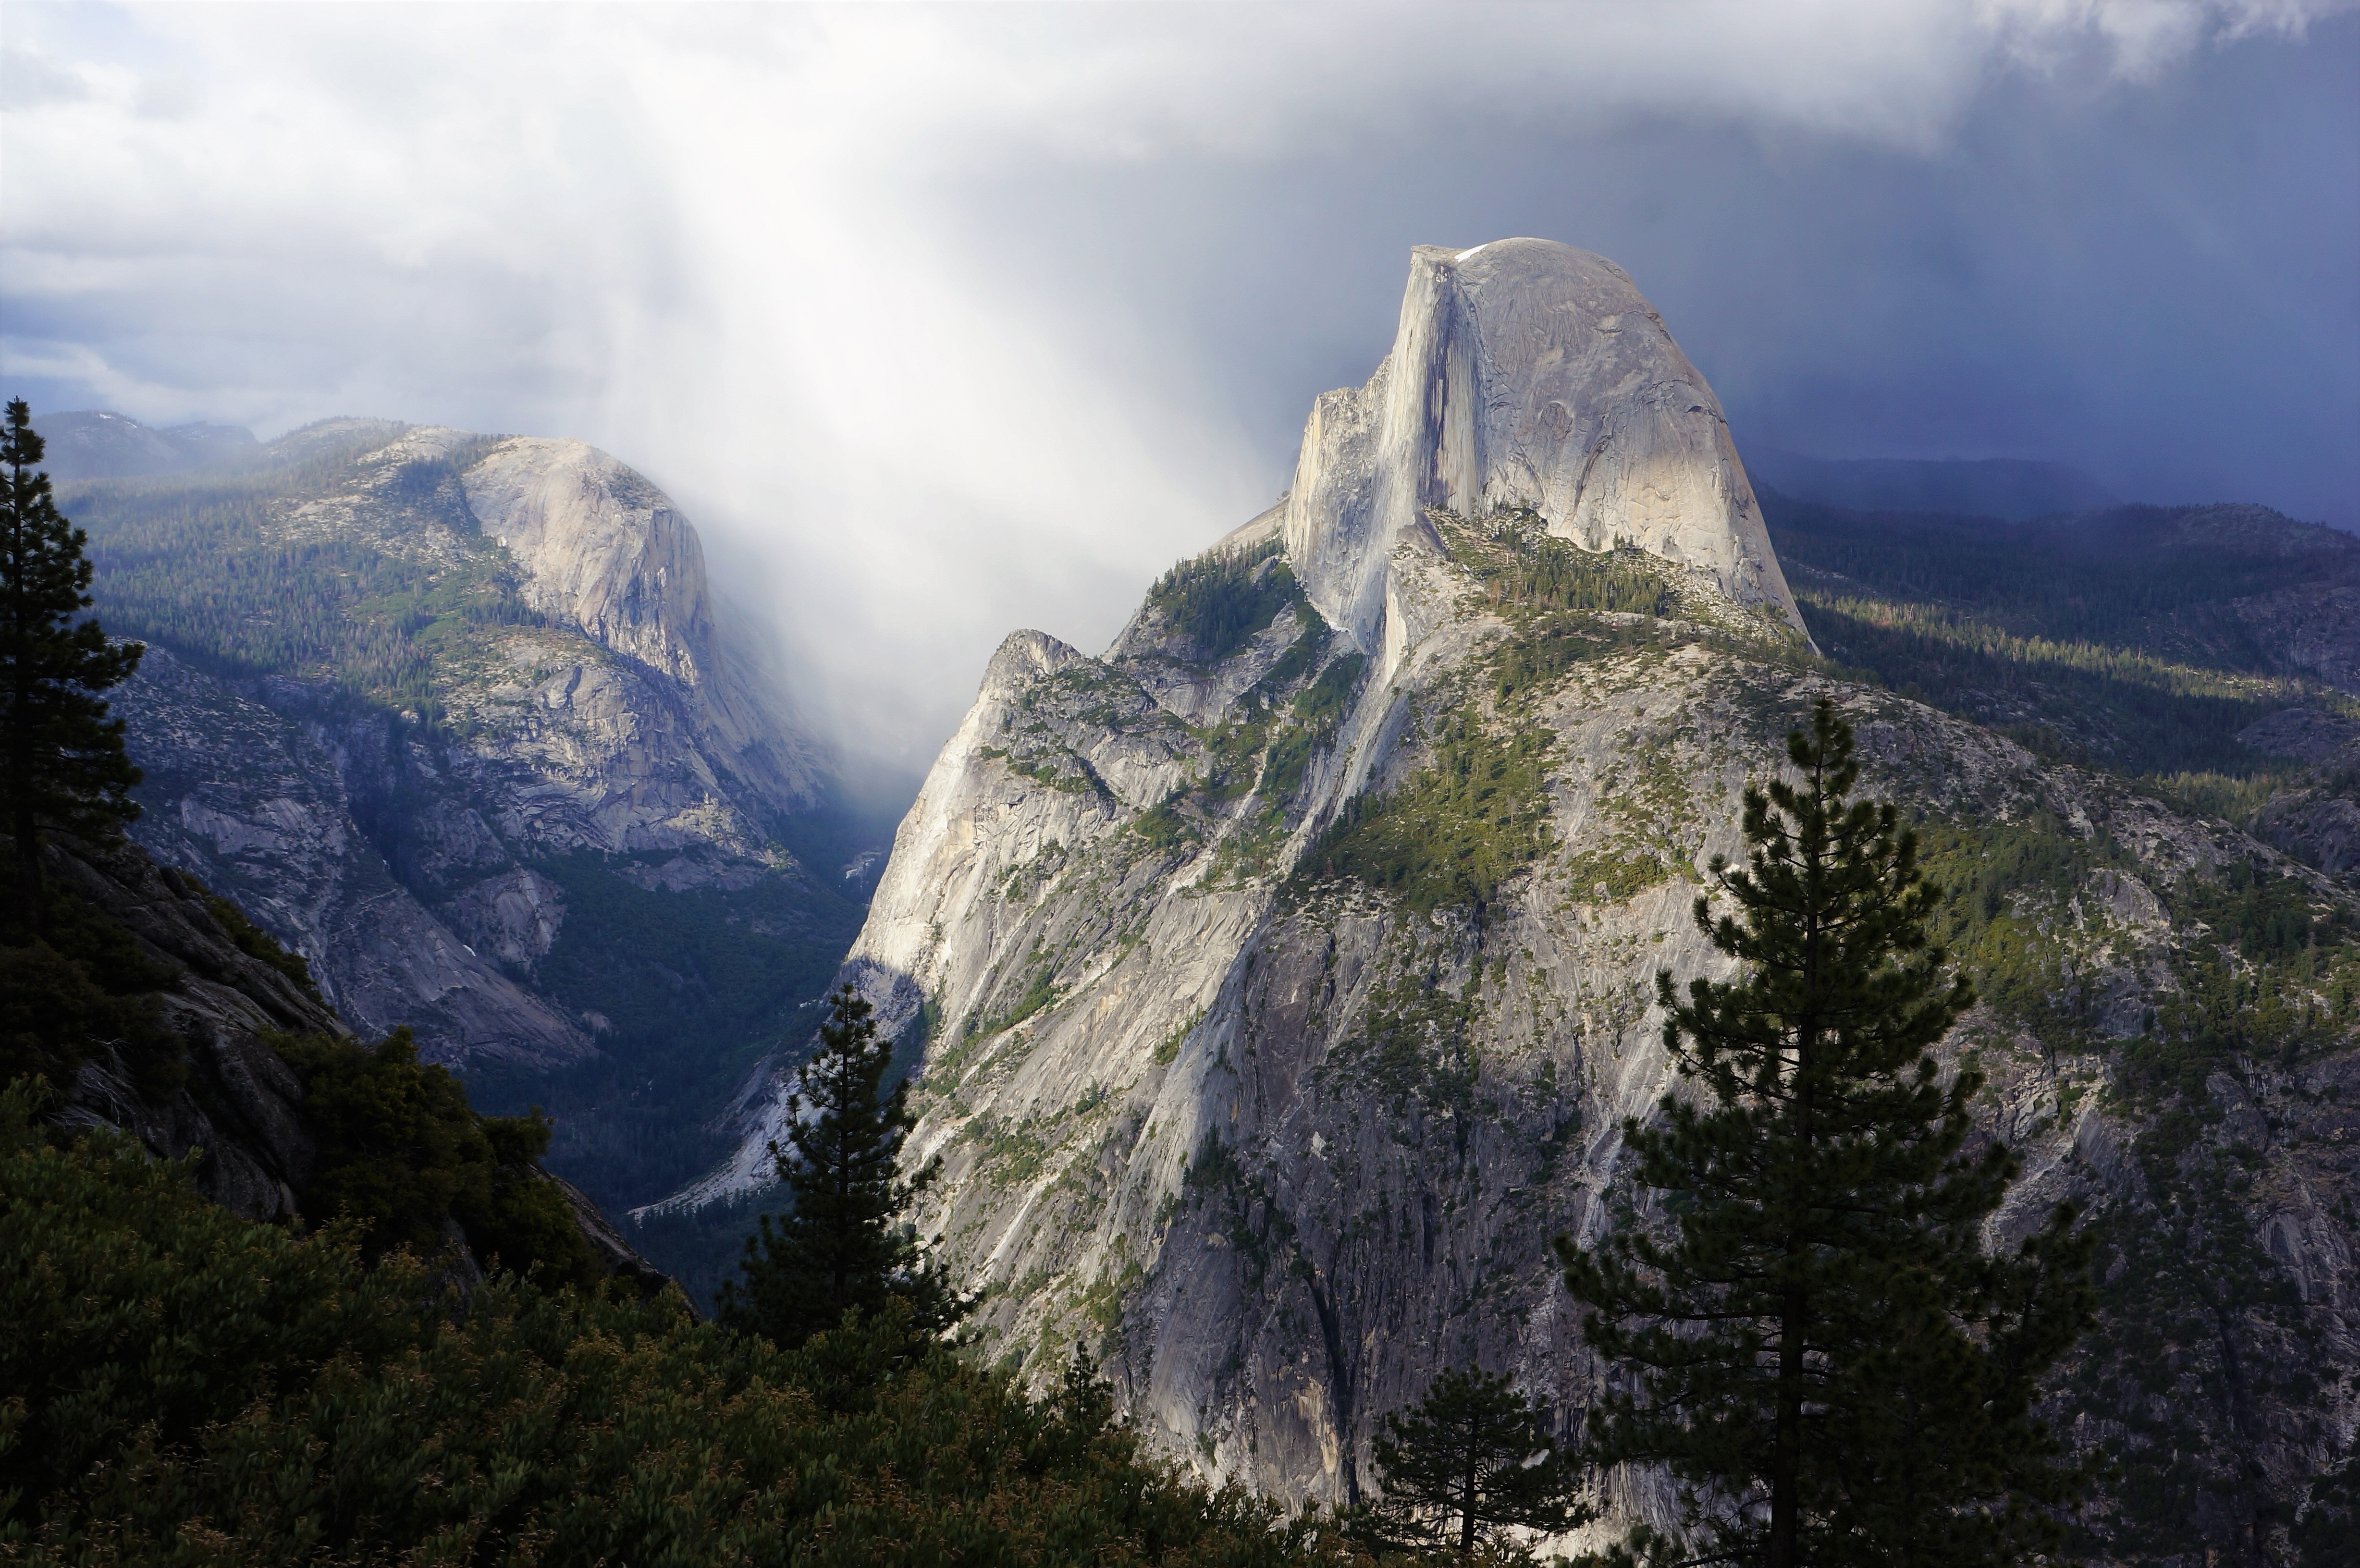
1361;1365;1590;1559
717;983;966;1349
1557;699;2095;1568
1;400;144;933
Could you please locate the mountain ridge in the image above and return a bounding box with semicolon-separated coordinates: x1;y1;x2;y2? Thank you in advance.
42;412;880;1243
662;242;2360;1561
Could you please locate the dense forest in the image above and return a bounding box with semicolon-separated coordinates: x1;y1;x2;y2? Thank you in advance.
60;430;534;722
1762;490;2360;786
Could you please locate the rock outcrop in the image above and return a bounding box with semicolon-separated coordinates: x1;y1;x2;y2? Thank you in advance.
1281;240;1801;651
34;834;670;1292
68;418;838;1070
111;647;591;1067
674;242;2360;1562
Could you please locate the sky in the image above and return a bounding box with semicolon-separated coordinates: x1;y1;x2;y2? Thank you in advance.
3;0;2356;776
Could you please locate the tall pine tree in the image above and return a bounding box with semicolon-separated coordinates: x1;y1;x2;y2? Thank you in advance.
718;983;966;1349
1360;1366;1591;1559
1558;699;2094;1568
1;401;144;934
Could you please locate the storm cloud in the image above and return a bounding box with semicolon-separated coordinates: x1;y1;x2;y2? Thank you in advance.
3;1;2353;769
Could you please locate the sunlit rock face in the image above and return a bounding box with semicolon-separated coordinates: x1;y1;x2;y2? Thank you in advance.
92;419;831;1068
1284;238;1801;656
670;243;2360;1560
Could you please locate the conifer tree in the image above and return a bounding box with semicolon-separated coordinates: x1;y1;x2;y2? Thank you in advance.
1361;1365;1590;1559
1;400;144;933
1557;699;2094;1568
718;983;966;1349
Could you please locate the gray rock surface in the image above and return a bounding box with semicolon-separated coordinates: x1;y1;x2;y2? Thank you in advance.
1281;240;1802;652
44;837;340;1223
112;647;590;1067
674;242;2360;1561
88;419;831;1067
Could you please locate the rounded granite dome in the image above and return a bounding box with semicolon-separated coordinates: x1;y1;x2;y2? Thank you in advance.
1280;238;1799;651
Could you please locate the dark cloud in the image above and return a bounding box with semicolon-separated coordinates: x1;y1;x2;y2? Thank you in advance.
2;3;2352;768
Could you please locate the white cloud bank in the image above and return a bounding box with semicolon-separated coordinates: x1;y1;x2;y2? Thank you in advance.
2;0;2351;767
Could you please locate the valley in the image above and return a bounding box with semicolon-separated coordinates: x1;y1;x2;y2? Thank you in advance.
46;417;900;1296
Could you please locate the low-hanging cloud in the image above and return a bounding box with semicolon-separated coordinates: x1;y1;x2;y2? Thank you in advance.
3;0;2353;771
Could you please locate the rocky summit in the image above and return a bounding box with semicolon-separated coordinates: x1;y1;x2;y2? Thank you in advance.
50;415;881;1241
674;240;2360;1562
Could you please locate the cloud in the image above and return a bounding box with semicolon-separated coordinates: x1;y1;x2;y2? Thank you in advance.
2;2;2353;770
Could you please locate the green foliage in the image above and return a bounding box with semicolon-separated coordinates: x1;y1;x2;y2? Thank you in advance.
1559;701;2095;1568
1357;1366;1589;1558
274;1027;601;1287
976;962;1065;1038
1459;522;1673;620
1147;539;1295;664
1133;789;1203;855
1912;814;2138;1028
718;985;967;1350
2295;1452;2360;1568
61;431;542;723
1336;965;1481;1116
2139;769;2291;828
2129;876;2358;1100
979;744;1107;795
1301;705;1551;915
1290;651;1366;732
1487;616;1665;706
1;402;145;930
1765;491;2360;777
2065;1125;2320;1560
1258;603;1333;692
1128;643;1366;878
199;892;320;999
0;1081;1350;1565
0;886;180;1093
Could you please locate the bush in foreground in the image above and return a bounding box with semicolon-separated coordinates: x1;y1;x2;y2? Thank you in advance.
0;1078;1356;1567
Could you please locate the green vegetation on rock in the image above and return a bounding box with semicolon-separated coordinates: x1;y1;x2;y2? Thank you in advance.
63;432;541;723
0;1080;1351;1566
0;884;180;1094
1301;704;1552;915
274;1026;602;1286
1447;509;1675;621
1147;539;1295;664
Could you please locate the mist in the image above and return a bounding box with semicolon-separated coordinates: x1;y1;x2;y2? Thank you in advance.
4;1;2354;772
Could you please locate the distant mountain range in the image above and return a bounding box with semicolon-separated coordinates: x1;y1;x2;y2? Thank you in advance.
35;407;264;480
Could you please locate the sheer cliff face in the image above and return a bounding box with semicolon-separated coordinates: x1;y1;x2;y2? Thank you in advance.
83;421;829;1067
458;437;810;809
1285;239;1800;654
684;242;2360;1559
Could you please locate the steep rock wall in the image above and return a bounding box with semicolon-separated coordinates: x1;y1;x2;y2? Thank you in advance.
1283;239;1800;654
668;244;2360;1560
113;647;591;1067
85;418;833;1069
